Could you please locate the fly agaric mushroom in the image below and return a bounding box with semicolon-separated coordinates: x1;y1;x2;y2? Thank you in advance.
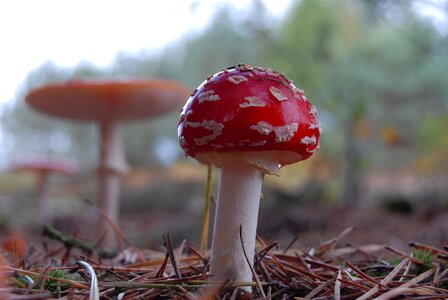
11;157;79;224
178;64;321;287
26;80;189;248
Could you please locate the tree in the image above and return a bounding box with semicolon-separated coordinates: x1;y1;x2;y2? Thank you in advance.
1;4;269;168
265;0;448;203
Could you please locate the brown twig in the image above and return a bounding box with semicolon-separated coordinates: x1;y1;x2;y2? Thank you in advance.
42;225;117;259
239;226;265;297
163;233;182;279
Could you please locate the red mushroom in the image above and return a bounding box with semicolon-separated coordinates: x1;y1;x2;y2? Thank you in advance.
178;65;321;287
1;235;27;258
11;157;78;224
26;80;190;248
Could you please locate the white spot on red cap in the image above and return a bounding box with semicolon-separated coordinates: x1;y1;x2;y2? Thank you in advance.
198;90;220;103
239;96;266;108
291;86;305;98
250;121;272;135
250;121;298;143
211;144;224;149
309;120;323;133
227;75;248;85
269;86;288;101
179;136;187;146
223;112;236;122
308;123;319;130
238;139;267;147
307;144;320;153
185;120;224;146
310;105;318;115
178;110;193;124
249;140;267;147
301;135;317;145
275;122;299;142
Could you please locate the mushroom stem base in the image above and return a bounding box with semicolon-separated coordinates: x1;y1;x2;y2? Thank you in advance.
97;120;127;249
36;172;51;224
97;171;122;249
210;157;263;290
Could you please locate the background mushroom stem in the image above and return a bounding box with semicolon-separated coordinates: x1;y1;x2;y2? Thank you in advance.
35;171;51;224
99;119;129;173
98;119;129;248
210;157;264;289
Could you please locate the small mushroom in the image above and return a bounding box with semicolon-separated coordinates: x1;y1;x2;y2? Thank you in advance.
1;234;27;258
11;157;79;224
178;65;321;288
26;79;189;248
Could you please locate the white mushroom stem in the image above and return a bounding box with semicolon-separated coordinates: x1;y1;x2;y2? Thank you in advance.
36;171;51;224
98;119;129;249
210;156;264;289
99;119;128;173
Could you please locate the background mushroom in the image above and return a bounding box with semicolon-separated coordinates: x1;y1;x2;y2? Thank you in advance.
26;80;189;249
1;234;27;258
11;157;78;225
178;64;321;288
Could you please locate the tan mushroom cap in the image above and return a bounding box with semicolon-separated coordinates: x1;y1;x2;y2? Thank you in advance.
11;157;79;175
26;79;190;122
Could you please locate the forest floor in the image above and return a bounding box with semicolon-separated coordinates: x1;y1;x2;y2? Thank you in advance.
1;172;447;299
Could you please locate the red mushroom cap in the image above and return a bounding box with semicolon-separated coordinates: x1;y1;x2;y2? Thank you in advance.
26;79;190;122
178;64;321;174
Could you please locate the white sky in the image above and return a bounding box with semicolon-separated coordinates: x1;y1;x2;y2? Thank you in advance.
1;0;446;107
0;0;291;105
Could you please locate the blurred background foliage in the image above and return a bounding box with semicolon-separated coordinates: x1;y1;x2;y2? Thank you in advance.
1;0;448;245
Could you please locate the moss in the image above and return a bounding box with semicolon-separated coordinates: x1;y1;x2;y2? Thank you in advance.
412;249;435;274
